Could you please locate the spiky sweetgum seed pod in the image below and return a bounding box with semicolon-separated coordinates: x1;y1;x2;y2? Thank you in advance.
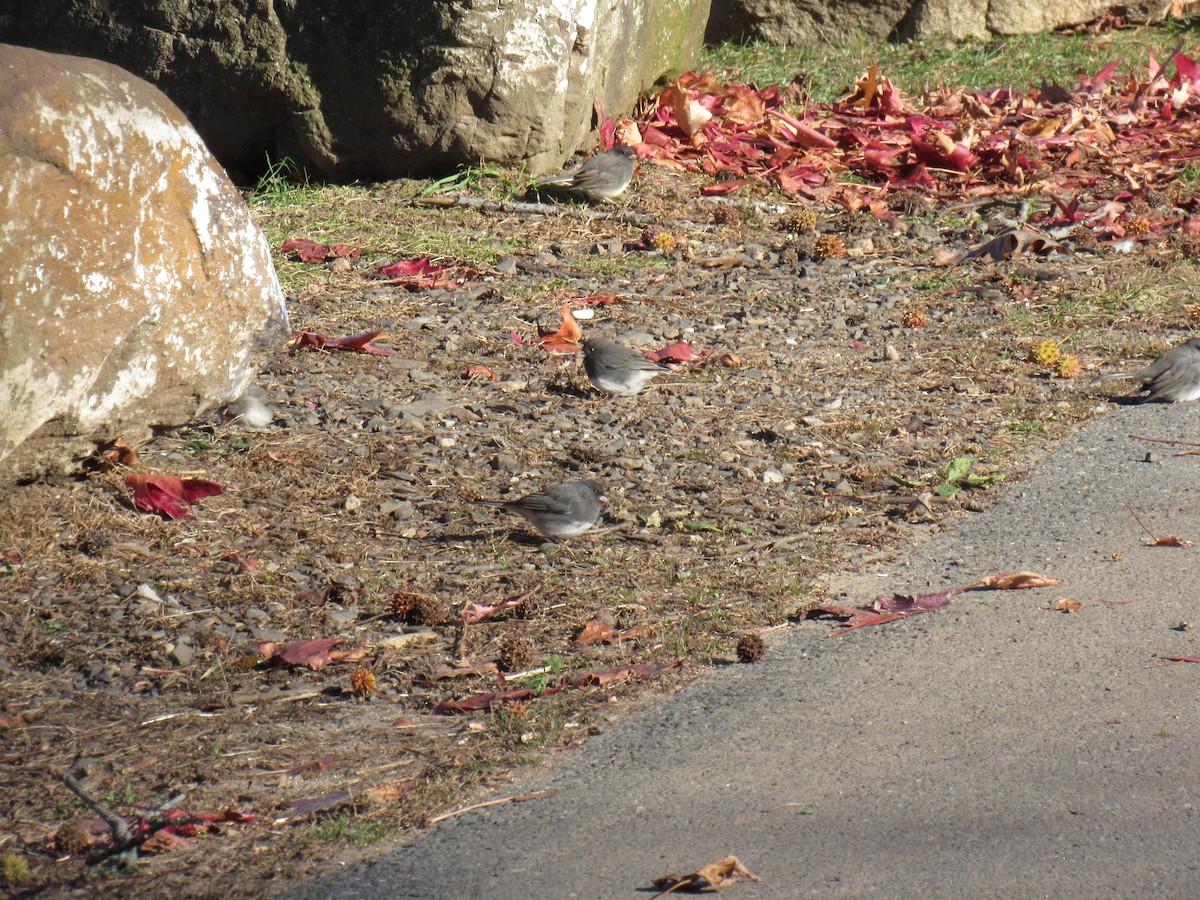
1068;224;1098;248
410;594;447;626
640;226;664;247
1127;216;1151;236
1053;354;1082;378
498;631;540;672
736;633;766;663
712;205;744;226
391;591;417;618
1029;339;1061;365
813;234;846;260
784;208;818;233
350;667;377;696
901;308;928;329
652;232;677;254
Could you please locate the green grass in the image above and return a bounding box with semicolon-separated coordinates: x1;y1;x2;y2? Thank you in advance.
300;815;391;847
701;20;1198;103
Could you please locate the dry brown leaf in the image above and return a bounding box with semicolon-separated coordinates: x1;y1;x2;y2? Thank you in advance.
575;618;617;645
1052;598;1083;613
975;572;1063;590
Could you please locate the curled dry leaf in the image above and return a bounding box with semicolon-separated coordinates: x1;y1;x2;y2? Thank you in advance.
1052;598;1083;614
461;597;525;625
534;302;583;353
1147;534;1195;547
975;572;1063;590
462;364;497;381
652;855;761;894
261;638;342;670
575;618;617;646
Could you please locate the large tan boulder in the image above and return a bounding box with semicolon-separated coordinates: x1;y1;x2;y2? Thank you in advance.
706;0;1171;44
0;1;712;180
0;44;289;480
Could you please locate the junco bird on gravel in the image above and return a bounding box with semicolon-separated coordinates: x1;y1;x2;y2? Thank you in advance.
582;338;670;397
534;145;637;201
477;480;608;540
1094;337;1200;402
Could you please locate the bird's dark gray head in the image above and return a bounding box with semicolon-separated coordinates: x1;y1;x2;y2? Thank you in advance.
612;144;637;159
580;479;608;504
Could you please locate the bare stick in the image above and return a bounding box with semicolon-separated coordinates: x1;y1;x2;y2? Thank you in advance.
61;773;137;865
1122;501;1158;542
426;788;558;825
1129;434;1200;449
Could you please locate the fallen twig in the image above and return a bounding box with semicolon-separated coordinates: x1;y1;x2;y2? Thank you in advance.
426;788;558;825
61;772;137;867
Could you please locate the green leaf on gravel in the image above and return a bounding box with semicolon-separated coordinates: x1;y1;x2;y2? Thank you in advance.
682;522;721;533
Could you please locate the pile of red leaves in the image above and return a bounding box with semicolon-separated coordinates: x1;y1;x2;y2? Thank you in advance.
632;52;1200;242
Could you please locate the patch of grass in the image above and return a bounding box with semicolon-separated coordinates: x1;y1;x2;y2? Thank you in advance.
300;815;391;847
702;24;1193;103
420;162;528;200
1008;419;1046;435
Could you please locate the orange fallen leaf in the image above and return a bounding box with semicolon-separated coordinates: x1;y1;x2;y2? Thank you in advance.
1052;598;1083;613
462;364;497;381
1147;535;1194;547
534;302;583;353
575;618;617;645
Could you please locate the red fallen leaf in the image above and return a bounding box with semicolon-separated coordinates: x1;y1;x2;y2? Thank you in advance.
434;687;552;714
462;364;497;381
829;610;908;636
874;588;960;612
1147;535;1194;547
281;239;360;263
125;474;223;520
645;340;712;365
974;572;1064;590
564;659;682;688
534;302;583;353
1052;598;1083;613
1157;654;1200;665
262;638;342;670
376;257;455;290
288;329;397;356
575;619;617;645
323;330;397;356
279;789;352;817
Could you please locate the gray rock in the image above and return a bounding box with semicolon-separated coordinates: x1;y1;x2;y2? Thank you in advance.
4;1;710;179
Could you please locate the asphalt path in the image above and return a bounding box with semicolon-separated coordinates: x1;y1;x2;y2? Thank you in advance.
292;400;1200;899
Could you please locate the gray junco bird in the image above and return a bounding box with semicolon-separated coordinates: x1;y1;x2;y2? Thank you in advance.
582;338;669;397
1094;337;1200;402
477;480;608;540
534;145;637;201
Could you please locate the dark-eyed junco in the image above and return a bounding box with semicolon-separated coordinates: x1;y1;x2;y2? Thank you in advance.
534;145;637;201
476;480;608;539
1095;337;1200;402
582;338;669;397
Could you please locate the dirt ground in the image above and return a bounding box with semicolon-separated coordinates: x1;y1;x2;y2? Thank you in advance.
3;156;1199;896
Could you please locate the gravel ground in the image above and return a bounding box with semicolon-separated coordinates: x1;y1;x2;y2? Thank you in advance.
2;161;1198;895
